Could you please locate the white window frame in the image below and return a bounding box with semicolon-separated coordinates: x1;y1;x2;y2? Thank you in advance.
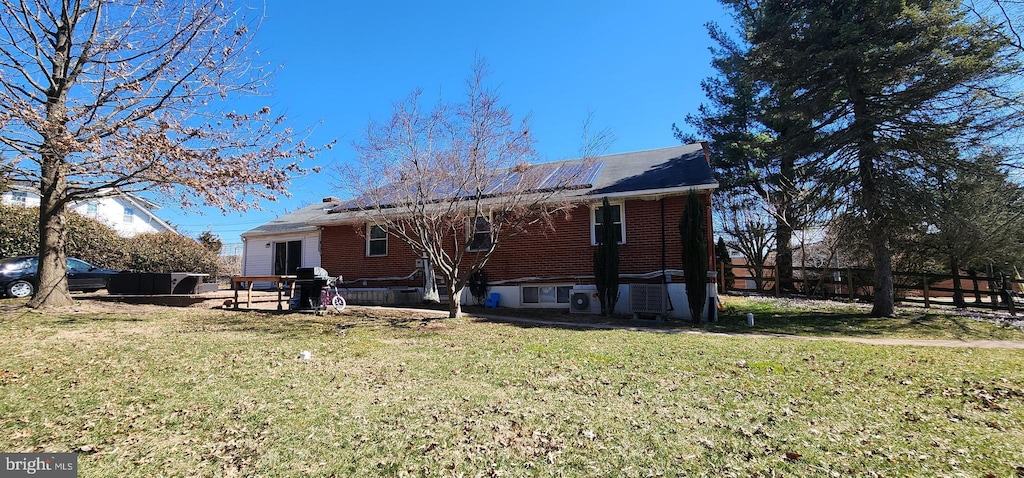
467;214;492;252
123;207;135;223
366;223;388;257
11;191;27;206
86;202;98;215
520;284;574;307
590;202;625;245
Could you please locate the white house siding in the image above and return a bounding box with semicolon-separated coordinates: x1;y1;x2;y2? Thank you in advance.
1;190;41;207
2;189;172;238
72;197;168;237
242;231;321;289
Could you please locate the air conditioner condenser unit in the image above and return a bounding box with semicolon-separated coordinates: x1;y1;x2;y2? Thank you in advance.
569;287;601;314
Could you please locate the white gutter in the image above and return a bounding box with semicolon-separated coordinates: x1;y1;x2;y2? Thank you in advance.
583;182;719;202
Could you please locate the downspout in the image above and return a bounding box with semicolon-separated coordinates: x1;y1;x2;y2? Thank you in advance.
705;191;718;322
700;141;719;322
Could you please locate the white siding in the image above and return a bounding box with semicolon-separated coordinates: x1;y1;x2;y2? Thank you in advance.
2;190;171;238
1;190;41;207
71;197;168;237
242;231;321;289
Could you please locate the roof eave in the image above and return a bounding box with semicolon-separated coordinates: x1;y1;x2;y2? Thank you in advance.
583;182;719;201
240;225;322;238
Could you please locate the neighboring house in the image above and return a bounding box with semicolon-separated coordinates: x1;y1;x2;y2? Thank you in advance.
1;181;176;238
307;143;720;319
239;199;340;288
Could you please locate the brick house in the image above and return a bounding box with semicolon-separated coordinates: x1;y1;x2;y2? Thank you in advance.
307;143;719;319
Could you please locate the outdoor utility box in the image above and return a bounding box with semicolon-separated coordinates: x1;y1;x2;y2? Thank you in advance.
108;271;210;295
108;272;170;295
170;273;200;294
293;267;330;310
107;272;140;295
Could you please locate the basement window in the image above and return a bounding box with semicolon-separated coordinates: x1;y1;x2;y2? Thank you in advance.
521;285;572;305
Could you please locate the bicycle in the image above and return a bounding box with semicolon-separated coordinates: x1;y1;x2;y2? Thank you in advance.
321;275;347;312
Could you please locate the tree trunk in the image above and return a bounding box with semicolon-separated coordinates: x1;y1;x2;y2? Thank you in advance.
775;153;796;292
850;78;894;317
27;18;73;308
447;284;463;318
951;255;964;308
776;223;794;292
28;156;73;308
869;232;895;317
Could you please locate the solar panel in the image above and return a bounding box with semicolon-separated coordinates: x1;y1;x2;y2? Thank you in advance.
537;161;604;190
330;160;605;213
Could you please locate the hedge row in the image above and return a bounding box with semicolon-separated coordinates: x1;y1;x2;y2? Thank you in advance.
0;205;218;276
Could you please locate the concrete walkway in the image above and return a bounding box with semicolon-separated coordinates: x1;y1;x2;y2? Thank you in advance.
470;314;1024;350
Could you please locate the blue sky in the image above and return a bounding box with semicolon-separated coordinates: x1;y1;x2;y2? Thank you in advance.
157;1;735;250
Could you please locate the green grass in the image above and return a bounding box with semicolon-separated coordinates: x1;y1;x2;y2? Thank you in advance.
712;295;1024;341
468;295;1024;342
1;302;1023;476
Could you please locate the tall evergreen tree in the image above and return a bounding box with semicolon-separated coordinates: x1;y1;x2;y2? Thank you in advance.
593;197;620;317
679;21;820;293
730;0;1018;316
681;191;708;322
918;152;1024;306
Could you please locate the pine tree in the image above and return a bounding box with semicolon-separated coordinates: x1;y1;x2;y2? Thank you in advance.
730;0;1018;316
679;20;818;294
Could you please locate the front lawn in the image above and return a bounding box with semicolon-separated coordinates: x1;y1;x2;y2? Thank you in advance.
1;302;1022;476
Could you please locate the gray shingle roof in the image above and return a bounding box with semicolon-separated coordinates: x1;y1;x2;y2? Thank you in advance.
240;202;335;238
244;144;718;234
582;143;716;196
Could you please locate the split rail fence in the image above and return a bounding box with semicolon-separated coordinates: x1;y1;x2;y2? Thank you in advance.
719;263;1023;315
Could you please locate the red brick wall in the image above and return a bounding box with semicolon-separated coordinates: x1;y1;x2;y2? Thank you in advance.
321;224;423;287
320;192;711;286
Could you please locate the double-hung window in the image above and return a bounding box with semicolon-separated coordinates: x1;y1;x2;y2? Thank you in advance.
367;224;388;257
468;216;492;252
591;202;625;245
123;207;135;224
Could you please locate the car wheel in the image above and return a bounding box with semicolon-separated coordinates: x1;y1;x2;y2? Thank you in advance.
6;280;34;298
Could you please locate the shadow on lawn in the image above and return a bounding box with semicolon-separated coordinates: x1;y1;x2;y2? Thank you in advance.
54;314;145;325
470;304;1002;340
709;308;1009;340
189;307;451;337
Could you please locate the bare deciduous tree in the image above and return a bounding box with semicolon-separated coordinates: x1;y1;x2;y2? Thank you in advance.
716;192;776;291
343;59;610;318
0;0;323;307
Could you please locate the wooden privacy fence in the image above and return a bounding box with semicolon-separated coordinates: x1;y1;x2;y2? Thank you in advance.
719;263;1023;315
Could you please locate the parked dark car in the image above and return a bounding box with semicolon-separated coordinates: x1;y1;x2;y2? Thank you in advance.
0;256;119;298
